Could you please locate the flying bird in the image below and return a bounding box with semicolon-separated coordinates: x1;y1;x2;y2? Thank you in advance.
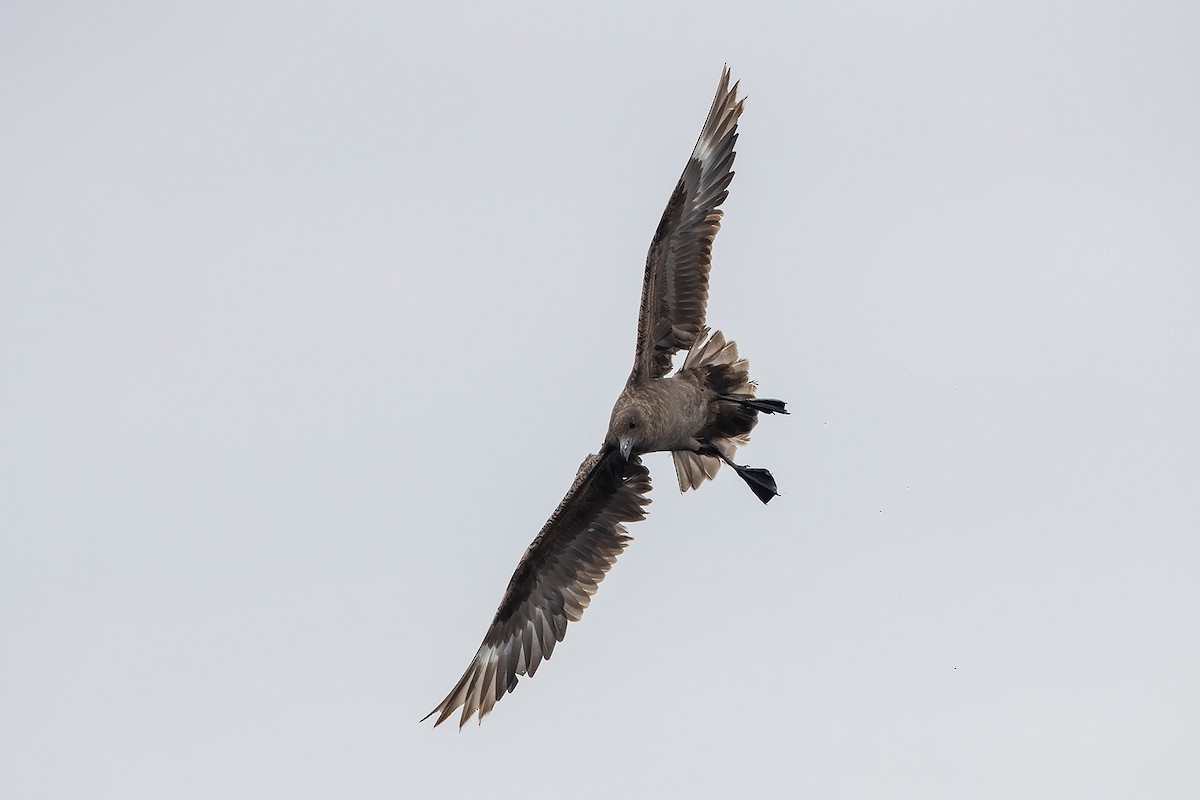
423;67;786;728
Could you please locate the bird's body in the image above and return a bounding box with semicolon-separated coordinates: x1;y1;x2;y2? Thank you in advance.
608;373;710;454
424;67;786;728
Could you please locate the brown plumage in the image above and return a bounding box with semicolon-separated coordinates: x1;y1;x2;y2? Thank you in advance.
423;67;786;729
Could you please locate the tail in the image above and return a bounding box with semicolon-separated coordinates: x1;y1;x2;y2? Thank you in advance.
672;328;783;492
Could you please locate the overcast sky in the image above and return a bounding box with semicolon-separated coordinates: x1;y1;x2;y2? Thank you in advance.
3;2;1198;798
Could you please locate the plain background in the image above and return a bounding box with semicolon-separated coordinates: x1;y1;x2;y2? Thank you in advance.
3;2;1198;797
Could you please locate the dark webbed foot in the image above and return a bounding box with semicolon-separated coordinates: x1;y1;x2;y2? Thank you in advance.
732;465;779;504
718;395;789;415
699;442;780;504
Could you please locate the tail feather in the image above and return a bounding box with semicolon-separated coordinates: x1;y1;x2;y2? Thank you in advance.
680;328;753;394
673;449;721;492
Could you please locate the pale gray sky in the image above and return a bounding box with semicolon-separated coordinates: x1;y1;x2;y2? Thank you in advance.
2;2;1198;798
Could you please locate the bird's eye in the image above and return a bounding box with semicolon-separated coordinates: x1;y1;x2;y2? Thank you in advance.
628;420;637;429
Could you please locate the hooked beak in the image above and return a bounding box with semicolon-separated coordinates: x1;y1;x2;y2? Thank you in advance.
618;437;633;461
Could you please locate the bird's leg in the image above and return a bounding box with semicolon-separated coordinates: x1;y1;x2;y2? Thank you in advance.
718;395;790;415
697;442;780;504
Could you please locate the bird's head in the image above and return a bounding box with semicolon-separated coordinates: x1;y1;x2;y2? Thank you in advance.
606;406;646;461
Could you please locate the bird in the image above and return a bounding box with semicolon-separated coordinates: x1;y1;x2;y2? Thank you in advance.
423;67;786;728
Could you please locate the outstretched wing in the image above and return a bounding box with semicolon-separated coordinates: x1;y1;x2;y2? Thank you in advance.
630;66;745;383
423;447;652;728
